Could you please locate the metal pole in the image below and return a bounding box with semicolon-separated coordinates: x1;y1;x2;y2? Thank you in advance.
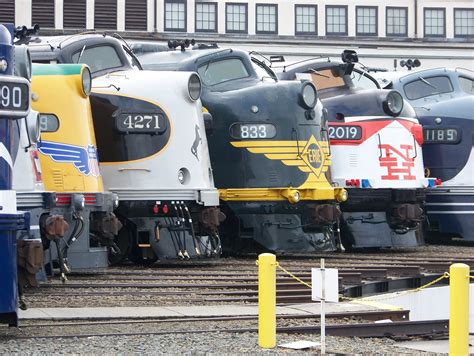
449;263;470;356
321;258;326;355
258;253;276;348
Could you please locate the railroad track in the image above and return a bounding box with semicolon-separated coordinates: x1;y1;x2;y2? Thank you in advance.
13;318;448;340
24;245;474;308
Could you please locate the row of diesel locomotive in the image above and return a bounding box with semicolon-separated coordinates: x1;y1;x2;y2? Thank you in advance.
25;33;223;263
138;42;348;253
276;51;433;249
0;23;33;326
374;67;474;243
22;30;348;258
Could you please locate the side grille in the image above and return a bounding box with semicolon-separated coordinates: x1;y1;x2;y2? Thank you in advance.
32;0;55;29
125;0;147;31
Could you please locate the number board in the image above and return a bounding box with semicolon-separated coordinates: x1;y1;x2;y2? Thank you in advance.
328;125;362;140
229;123;276;139
423;127;461;144
116;113;168;134
39;114;60;133
0;79;30;116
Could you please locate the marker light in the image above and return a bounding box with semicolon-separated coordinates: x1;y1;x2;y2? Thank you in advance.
188;73;202;101
287;189;300;204
81;66;92;97
300;82;317;109
0;59;8;73
336;189;348;202
383;90;404;117
345;179;361;187
72;194;85;211
411;123;424;145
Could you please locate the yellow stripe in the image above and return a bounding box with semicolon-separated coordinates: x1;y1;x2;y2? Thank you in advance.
264;153;299;160
247;147;300;154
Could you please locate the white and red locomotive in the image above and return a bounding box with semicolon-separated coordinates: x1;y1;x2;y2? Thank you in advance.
278;51;436;248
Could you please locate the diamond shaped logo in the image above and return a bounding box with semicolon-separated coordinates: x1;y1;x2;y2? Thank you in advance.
300;135;325;178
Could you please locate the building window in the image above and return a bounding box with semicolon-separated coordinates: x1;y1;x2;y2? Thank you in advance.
356;6;377;36
424;8;445;37
295;5;317;35
326;6;347;35
226;3;247;33
454;9;474;38
195;2;217;32
386;7;408;37
165;0;186;32
256;4;278;34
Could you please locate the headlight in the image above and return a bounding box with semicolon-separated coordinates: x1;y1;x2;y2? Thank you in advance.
300;82;317;109
25;110;40;144
13;45;32;80
188;73;201;101
81;66;92;97
383;90;404;117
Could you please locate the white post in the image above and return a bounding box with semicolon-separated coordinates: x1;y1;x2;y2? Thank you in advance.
321;258;326;355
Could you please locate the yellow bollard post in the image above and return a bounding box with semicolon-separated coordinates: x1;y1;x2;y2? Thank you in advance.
258;253;276;348
449;263;470;356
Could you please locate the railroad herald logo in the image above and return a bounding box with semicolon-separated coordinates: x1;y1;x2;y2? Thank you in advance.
38;140;101;177
379;144;415;180
231;135;329;178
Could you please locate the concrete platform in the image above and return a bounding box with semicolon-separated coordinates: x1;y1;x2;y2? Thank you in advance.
395;336;474;353
18;301;402;321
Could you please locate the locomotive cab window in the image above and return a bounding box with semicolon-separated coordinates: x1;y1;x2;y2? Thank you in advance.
459;76;474;95
72;45;123;74
403;75;453;100
197;58;249;86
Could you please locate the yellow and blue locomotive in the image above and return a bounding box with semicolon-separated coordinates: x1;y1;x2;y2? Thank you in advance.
138;42;347;253
22;63;122;276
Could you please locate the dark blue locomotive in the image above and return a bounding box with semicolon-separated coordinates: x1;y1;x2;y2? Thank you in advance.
0;23;32;326
138;42;347;253
376;68;474;241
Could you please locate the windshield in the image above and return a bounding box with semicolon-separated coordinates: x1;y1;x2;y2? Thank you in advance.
403;76;454;100
72;45;123;73
350;69;380;89
197;58;250;86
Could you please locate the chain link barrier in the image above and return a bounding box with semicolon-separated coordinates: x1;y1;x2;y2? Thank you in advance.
276;262;313;289
270;260;460;302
